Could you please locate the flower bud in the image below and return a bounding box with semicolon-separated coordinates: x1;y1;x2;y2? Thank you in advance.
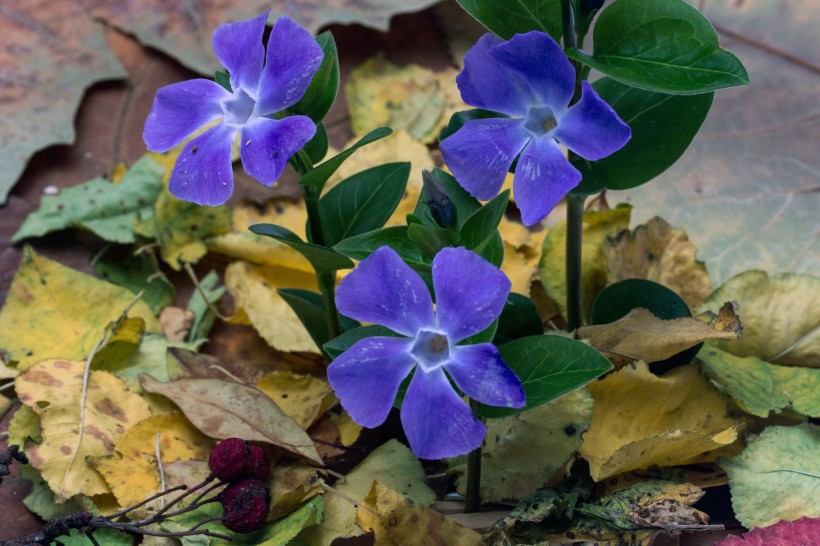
220;478;271;533
208;438;251;482
246;444;271;482
422;170;457;230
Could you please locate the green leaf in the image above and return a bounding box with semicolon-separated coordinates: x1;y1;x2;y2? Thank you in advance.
319;162;411;246
479;335;612;418
249;223;354;274
215;70;232;92
303;122;329;165
495;293;544;345
186;270;225;343
324;325;401;360
438;109;503;143
459;190;509;253
573;78;713;191
13;155;166;243
92;247;174;315
566;0;749;94
19;464;82;521
413;168;484;230
478;231;505;268
334;226;431;271
456;0;562;41
299;127;392;192
408;223;453;260
279;288;359;353
291;32;340;123
720;424;820;529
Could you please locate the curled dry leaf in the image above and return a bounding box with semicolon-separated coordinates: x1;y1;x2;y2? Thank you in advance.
605;217;712;310
139;375;322;465
577;306;741;368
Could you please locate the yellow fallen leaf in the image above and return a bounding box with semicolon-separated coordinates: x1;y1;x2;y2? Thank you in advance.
139;375;322;465
605;217;712;310
577;307;741;368
0;360;18;380
268;460;321;521
298;439;434;546
0;393;10;419
0;247;159;371
8;405;40;446
329;411;363;447
256;371;336;429
357;481;484;546
579;362;741;481
540;205;632;322
91;412;212;508
15;359;154;501
225;261;319;353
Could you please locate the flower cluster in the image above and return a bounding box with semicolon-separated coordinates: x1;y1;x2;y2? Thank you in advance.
143;11;323;206
440;31;630;225
327;246;525;459
208;438;272;533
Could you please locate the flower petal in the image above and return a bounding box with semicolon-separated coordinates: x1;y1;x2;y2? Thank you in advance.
143;79;228;152
256;16;324;115
457;33;536;116
446;343;525;408
490;31;575;113
433;247;510;343
513;137;581;226
401;368;485;459
212;11;268;94
440;118;530;201
336;246;434;337
239;116;316;187
168;123;238;206
555;81;632;160
327;337;416;428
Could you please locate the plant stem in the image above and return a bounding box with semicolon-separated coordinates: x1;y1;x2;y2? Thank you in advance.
565;194;586;331
464;399;482;513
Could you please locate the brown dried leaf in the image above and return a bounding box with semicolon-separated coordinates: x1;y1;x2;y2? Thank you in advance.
577;307;741;368
139;375;322;465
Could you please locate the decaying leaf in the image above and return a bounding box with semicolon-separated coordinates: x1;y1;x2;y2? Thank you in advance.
720;424;820;529
605;217;712;310
225;261;320;353
454;389;593;502
346;57;464;143
580;362;741;481
357;481;484;545
139;375;322;465
0;0;125;204
715;516;820;546
256;371;336;430
268;461;322;521
328;411;363;447
540;205;631;321
577;306;741;368
159;307;194;342
0;247;159;371
298;439;434;546
16;359;154;501
91;412;212;508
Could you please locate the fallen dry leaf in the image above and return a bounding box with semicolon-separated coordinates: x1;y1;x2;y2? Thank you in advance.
16;359;154;501
577;306;741;368
579;362;741;481
256;371;336;429
158;307;194;342
139;375;322;465
605;217;712;310
357;481;484;546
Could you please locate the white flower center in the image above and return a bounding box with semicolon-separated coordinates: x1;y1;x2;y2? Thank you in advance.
411;330;450;372
523;106;559;137
221;89;256;126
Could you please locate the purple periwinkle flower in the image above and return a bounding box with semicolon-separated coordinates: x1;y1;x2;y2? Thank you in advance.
440;32;631;226
327;246;525;459
143;12;323;206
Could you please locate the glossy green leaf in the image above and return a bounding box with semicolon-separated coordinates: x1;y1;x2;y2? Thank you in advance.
456;0;562;41
408;223;454;261
459;190;509;253
566;0;748;94
324;325;400;360
302;122;329;165
291;32;340;123
438;108;503;143
279;289;359;353
215;70;231;92
248;223;354;273
495;293;544;345
413;168;484;230
478;231;505;268
299;127;392;192
334;226;431;271
573;78;713;191
319;162;410;246
479;335;612;418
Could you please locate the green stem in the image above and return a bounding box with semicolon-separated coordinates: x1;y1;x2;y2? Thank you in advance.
464;399;482;513
565;194;586;331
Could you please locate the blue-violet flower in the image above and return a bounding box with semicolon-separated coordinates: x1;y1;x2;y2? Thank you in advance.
143;12;323;206
327;246;525;459
440;32;631;226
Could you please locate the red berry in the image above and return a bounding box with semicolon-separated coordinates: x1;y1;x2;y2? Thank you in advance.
208;438;250;482
220;478;271;533
246;445;271;481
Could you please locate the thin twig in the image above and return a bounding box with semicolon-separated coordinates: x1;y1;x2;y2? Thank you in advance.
155;433;166;509
184;263;234;321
